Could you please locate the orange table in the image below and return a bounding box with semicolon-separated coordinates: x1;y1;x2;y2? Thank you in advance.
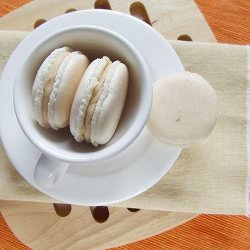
0;1;250;249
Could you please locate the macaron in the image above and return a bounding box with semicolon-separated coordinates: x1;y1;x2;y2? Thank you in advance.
70;56;128;146
148;72;217;147
32;47;89;129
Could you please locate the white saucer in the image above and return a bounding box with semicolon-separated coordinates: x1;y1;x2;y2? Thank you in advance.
0;10;183;206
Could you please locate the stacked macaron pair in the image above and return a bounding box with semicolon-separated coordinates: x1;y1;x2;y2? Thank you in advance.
32;47;128;146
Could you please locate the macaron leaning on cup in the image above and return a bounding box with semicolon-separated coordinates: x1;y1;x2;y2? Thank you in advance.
148;72;217;147
32;47;89;130
70;56;129;146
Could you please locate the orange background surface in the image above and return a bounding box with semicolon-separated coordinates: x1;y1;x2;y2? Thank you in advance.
0;0;250;249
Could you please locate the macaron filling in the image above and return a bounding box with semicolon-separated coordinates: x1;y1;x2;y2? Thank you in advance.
72;57;111;142
84;62;113;144
90;61;121;146
32;47;72;128
47;51;83;129
41;51;70;127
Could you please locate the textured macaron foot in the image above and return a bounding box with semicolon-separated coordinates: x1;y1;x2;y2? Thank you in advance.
32;47;89;129
148;72;217;147
70;56;129;146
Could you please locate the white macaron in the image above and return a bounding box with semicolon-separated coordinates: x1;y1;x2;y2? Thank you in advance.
70;56;129;146
32;47;89;129
148;72;217;147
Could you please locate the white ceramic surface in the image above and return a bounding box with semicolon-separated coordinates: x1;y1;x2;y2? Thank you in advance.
13;25;152;189
14;26;152;163
0;10;184;205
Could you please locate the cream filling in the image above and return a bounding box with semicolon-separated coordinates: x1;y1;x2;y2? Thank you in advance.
83;64;112;142
90;61;121;146
73;57;112;142
41;52;70;127
32;47;71;127
74;58;108;141
48;52;82;130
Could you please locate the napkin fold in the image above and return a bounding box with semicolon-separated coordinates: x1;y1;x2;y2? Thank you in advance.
0;31;249;215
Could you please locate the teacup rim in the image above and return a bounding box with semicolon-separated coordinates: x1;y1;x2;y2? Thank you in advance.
13;24;152;163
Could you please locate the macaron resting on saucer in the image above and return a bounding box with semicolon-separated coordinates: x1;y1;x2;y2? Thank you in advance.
32;47;89;130
148;72;217;147
70;56;129;146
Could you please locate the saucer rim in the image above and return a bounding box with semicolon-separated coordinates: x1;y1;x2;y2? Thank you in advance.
0;9;184;205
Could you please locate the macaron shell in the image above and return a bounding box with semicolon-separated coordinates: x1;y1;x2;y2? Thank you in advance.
90;63;128;145
48;52;89;129
148;72;217;147
70;57;110;141
32;47;71;127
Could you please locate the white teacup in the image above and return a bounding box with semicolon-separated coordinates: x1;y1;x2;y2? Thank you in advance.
14;26;152;188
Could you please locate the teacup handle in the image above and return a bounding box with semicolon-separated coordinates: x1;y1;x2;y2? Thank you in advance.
34;154;69;189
